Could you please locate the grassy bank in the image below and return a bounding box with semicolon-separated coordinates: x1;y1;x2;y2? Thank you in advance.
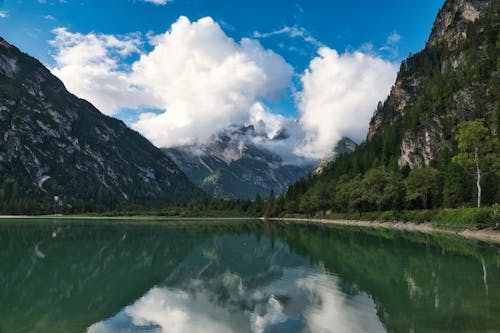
83;207;259;218
284;206;500;231
44;206;500;231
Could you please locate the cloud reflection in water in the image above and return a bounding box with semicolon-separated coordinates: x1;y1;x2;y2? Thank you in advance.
87;267;385;333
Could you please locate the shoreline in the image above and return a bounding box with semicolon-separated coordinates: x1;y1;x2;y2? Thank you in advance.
0;215;254;220
1;215;499;245
269;217;500;245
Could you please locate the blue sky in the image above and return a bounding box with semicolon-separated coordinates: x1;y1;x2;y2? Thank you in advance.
0;0;445;159
1;0;443;69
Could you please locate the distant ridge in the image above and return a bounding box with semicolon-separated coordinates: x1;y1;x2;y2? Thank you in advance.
164;125;314;199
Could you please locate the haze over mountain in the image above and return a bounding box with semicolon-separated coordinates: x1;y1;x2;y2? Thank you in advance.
164;123;316;199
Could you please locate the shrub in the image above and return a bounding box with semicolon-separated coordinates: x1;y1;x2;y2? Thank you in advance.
432;208;494;229
378;211;396;221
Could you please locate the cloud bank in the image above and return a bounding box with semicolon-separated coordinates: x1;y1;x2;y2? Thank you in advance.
49;16;397;160
296;47;397;159
51;17;293;148
131;16;293;147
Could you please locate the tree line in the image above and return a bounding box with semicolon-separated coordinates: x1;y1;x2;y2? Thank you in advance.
269;120;499;217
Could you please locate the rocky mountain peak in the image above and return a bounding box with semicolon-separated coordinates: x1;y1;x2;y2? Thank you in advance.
428;0;490;47
164;123;314;199
366;0;496;169
0;38;12;49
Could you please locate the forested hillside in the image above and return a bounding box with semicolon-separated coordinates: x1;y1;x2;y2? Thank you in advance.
276;0;499;216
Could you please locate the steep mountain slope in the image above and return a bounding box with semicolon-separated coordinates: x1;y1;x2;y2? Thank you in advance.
282;0;499;213
164;125;314;199
367;0;498;168
0;38;203;213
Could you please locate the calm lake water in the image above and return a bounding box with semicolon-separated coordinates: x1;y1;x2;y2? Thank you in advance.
0;219;499;333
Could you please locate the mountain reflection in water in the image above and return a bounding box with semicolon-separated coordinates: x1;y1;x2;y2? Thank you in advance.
0;219;498;333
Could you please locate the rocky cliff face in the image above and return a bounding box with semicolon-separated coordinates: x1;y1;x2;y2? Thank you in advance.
367;0;497;168
164;125;314;199
0;38;202;212
428;0;490;47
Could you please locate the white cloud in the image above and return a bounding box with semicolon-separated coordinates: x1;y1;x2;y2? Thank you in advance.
142;0;171;5
295;47;397;159
131;16;293;147
50;28;151;114
247;103;309;164
0;11;8;18
379;32;401;59
49;17;398;161
50;17;292;147
253;25;323;48
44;15;56;21
387;33;401;44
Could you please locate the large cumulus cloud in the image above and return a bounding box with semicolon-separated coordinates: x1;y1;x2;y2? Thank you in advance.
50;17;397;161
130;16;293;147
295;48;397;159
50;16;293;148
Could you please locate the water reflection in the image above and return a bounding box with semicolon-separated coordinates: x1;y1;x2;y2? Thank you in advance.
88;268;384;333
0;219;499;333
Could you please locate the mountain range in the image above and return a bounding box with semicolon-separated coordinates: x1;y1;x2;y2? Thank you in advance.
0;36;328;210
164;125;315;199
2;0;491;214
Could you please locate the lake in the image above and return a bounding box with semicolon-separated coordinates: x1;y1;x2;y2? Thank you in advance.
0;219;499;333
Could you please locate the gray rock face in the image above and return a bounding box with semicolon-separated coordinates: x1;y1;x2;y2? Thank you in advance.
367;0;495;169
398;122;445;168
164;125;314;199
0;37;202;211
428;0;489;47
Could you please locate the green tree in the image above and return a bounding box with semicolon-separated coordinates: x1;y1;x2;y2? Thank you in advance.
264;190;275;218
253;194;264;216
334;175;364;214
362;168;403;211
309;182;333;215
442;163;472;208
452;120;500;208
299;191;316;216
404;167;439;209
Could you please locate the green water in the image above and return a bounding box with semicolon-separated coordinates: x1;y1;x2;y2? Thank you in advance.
0;219;499;333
